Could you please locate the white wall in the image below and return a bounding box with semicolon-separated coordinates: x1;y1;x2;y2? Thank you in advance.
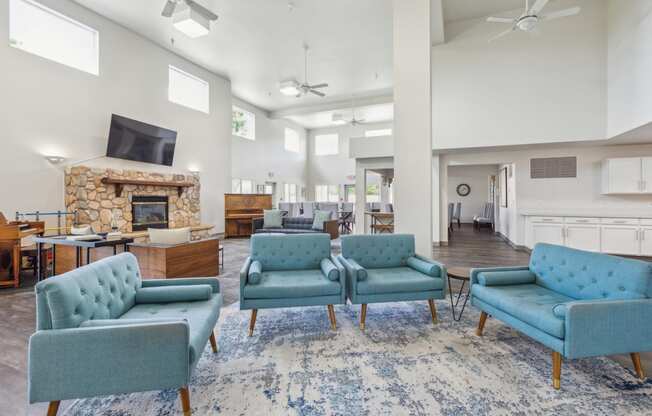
0;0;232;231
231;98;308;203
496;163;517;243
440;143;652;245
607;0;652;137
307;121;392;200
447;164;498;223
432;0;607;149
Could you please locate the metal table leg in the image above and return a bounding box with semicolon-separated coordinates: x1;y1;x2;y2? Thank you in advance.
448;276;471;322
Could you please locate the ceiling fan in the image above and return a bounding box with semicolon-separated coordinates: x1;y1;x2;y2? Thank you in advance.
280;45;329;98
161;0;218;38
486;0;580;42
333;98;366;126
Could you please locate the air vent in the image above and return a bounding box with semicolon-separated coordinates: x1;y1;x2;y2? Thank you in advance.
530;157;577;179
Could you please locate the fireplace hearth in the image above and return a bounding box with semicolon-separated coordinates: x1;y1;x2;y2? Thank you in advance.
132;196;169;231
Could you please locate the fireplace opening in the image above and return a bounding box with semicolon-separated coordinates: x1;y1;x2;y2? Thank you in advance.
131;196;169;231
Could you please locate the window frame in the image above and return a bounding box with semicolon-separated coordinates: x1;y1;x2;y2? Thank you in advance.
232;105;256;140
314;134;339;156
168;64;210;114
365;128;393;138
284;183;298;202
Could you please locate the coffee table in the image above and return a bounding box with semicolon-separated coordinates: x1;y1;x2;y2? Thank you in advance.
447;266;471;321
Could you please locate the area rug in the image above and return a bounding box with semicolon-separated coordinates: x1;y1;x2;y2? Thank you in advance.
64;301;652;415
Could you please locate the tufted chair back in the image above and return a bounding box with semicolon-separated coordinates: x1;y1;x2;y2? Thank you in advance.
35;253;142;330
530;243;652;300
250;233;331;271
341;234;415;269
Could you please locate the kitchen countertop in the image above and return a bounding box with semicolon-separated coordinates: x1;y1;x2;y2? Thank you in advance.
519;209;652;219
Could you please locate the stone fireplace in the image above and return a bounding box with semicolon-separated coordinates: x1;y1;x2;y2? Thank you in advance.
131;196;169;231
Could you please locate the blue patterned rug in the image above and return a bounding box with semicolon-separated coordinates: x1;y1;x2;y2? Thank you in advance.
64;301;652;415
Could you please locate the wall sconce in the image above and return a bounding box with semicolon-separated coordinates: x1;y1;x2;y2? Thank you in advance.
44;155;66;164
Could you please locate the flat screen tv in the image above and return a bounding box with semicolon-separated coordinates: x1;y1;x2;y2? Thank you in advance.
106;114;177;166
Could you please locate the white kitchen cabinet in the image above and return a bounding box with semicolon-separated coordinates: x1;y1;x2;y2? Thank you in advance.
601;157;652;194
640;227;652;256
600;225;640;255
565;224;600;252
530;223;565;247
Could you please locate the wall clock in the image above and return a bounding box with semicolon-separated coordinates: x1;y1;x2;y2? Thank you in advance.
456;183;471;197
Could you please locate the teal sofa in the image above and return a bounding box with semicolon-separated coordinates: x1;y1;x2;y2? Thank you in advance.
337;234;447;329
471;243;652;389
28;253;221;416
240;233;345;335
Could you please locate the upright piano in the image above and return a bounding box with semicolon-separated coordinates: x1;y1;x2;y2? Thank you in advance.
0;212;45;288
224;194;272;238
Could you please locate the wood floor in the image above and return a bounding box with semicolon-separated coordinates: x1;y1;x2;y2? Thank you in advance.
1;225;649;415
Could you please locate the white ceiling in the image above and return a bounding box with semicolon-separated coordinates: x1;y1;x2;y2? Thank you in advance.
442;0;527;23
286;102;394;130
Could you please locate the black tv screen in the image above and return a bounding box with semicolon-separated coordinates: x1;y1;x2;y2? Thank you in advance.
106;114;177;166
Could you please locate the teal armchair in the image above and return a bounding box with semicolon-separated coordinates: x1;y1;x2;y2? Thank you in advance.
28;253;221;416
240;233;345;335
471;243;652;389
337;234;447;329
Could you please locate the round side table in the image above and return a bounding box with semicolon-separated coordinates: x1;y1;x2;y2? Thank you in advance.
447;266;471;322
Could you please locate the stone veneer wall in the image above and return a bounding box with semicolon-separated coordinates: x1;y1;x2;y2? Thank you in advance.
65;166;201;233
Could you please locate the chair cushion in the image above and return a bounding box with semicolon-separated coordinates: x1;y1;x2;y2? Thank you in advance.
243;270;341;299
357;267;445;295
120;293;222;364
472;284;572;339
250;233;331;271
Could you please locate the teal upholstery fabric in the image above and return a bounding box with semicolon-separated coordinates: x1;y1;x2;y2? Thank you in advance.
263;209;283;229
135;285;212;304
312;210;331;230
35;253;142;330
341;234;415;269
338;235;446;306
477;270;536;286
529;243;652;300
407;256;440;277
470;265;530;285
321;258;339;281
470;243;652;361
357;267;444;295
29;254;222;405
248;260;262;284
472;284;570;338
250;233;331;271
243;270;342;299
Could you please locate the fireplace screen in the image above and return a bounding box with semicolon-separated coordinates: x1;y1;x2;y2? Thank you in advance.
132;196;169;231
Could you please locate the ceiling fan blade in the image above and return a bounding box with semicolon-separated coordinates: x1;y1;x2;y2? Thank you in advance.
185;0;218;20
541;7;581;21
529;0;549;15
309;89;326;97
307;83;329;89
486;17;514;23
488;27;515;42
162;0;177;17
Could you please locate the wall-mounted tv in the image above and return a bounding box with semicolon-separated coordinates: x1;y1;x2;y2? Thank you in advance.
106;114;177;166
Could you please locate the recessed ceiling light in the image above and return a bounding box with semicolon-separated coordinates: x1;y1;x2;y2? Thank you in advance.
173;7;211;38
279;80;300;96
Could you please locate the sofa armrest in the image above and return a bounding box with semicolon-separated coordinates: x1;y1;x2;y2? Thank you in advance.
469;266;530;285
476;270;536;287
239;257;252;305
337;255;368;303
141;277;220;293
28;321;190;403
330;255;347;304
252;218;264;233
564;299;652;359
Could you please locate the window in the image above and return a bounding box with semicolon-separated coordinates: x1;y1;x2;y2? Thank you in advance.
9;0;99;75
232;106;255;140
315;185;339;202
344;184;356;203
366;184;380;203
232;178;254;194
365;129;392;137
284;128;300;153
168;65;210;114
284;183;298;202
314;134;338;156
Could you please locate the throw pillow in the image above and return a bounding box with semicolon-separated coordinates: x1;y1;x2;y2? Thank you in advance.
312;210;331;231
148;227;191;245
248;260;263;284
320;258;339;281
406;257;440;277
263;210;283;229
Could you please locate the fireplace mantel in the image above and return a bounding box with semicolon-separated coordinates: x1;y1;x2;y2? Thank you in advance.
101;177;194;197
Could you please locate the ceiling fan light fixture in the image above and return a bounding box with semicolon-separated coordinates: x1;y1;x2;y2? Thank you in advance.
516;15;538;31
332;114;347;126
173;7;210;38
279;80;301;96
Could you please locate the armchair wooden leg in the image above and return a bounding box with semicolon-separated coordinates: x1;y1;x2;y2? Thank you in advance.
631;353;646;380
476;311;488;336
360;304;367;330
179;386;191;416
552;351;562;390
249;309;258;337
46;401;60;416
327;305;337;330
209;331;218;353
427;299;438;324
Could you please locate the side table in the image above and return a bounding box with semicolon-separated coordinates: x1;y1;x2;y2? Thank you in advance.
447;266;471;322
